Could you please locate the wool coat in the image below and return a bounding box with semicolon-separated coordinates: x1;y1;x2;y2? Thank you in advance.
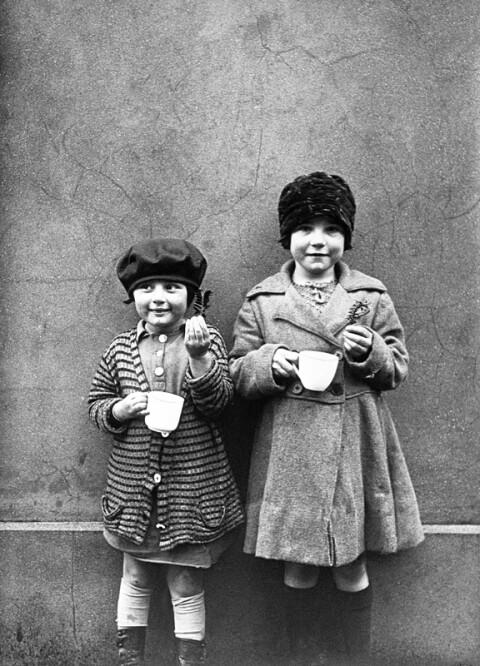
229;260;424;567
88;324;244;549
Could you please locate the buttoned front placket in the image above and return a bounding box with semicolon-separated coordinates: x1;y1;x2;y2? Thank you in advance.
152;333;168;391
135;330;169;541
150;333;169;541
137;326;188;547
138;327;187;396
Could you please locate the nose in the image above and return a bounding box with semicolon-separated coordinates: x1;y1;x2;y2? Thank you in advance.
309;228;326;245
151;285;166;302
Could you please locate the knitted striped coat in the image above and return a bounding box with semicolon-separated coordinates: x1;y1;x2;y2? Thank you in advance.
88;324;244;547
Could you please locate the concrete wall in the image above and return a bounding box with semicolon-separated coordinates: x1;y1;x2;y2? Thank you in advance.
1;1;479;664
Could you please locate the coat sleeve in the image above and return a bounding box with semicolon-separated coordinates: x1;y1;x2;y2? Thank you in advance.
229;297;287;399
345;291;409;391
186;326;234;418
88;345;128;435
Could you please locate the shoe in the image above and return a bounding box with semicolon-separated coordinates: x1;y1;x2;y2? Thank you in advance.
117;627;146;665
175;637;207;665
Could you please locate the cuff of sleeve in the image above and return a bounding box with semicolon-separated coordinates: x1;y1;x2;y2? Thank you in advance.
254;344;289;395
104;401;128;433
107;412;124;429
345;330;386;379
186;356;218;390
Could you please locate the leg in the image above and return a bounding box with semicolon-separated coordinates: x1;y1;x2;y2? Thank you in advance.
116;554;154;666
332;554;372;663
284;561;320;589
283;563;334;663
332;554;369;593
283;570;319;657
166;565;206;665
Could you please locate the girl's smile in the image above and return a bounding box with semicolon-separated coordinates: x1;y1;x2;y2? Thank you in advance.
290;216;345;282
133;279;188;334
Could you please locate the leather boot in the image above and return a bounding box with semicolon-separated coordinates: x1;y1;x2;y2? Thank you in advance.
175;637;206;665
117;627;146;665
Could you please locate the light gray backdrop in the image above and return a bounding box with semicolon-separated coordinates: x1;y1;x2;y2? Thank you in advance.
1;1;479;664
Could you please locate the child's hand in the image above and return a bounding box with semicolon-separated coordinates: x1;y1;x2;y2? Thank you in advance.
343;325;373;360
272;348;299;383
112;392;148;422
185;315;211;359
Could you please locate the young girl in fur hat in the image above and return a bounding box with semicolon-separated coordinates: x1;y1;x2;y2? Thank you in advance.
88;238;243;666
229;173;424;663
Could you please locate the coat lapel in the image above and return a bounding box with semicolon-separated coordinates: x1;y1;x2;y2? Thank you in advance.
321;283;360;336
273;278;359;343
260;260;383;344
273;285;339;344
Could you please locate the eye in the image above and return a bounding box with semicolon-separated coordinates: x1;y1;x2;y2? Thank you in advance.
326;225;343;235
295;224;312;234
165;282;182;292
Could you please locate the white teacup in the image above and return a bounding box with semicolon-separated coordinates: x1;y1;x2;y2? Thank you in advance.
295;350;340;392
145;391;185;437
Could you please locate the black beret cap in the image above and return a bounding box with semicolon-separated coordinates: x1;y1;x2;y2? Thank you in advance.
278;172;356;250
117;238;207;300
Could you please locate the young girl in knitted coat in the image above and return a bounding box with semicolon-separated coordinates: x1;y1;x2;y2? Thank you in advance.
229;172;424;663
89;238;243;666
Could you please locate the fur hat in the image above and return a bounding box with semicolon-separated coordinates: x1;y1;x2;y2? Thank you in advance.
117;238;207;302
278;172;356;250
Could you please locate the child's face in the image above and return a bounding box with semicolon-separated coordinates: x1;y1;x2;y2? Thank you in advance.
133;279;188;333
290;216;345;281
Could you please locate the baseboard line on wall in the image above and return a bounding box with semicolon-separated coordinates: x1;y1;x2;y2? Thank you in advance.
0;521;103;531
0;522;479;534
422;524;480;534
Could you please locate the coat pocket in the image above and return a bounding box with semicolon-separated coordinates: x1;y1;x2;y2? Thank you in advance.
101;494;124;523
197;497;226;529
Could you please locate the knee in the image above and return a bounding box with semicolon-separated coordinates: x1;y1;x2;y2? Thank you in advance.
333;556;369;592
167;566;204;598
122;555;152;588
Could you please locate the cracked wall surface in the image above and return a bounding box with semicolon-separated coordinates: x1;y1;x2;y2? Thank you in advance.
1;0;478;523
0;0;479;663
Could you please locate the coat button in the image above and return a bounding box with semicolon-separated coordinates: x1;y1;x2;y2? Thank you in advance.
159;334;168;343
330;383;344;396
153;472;162;484
154;367;164;377
292;383;303;394
156;349;164;357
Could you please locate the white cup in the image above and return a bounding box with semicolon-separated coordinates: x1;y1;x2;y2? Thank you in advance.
145;391;185;437
294;350;340;391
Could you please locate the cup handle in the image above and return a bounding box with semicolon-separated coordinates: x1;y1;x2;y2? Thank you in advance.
293;365;303;384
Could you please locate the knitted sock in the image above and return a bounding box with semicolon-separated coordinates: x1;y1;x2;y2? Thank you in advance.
335;584;372;661
284;584;319;652
170;591;206;641
116;577;152;628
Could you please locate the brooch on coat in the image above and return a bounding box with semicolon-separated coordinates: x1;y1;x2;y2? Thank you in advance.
193;289;212;318
347;299;370;324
